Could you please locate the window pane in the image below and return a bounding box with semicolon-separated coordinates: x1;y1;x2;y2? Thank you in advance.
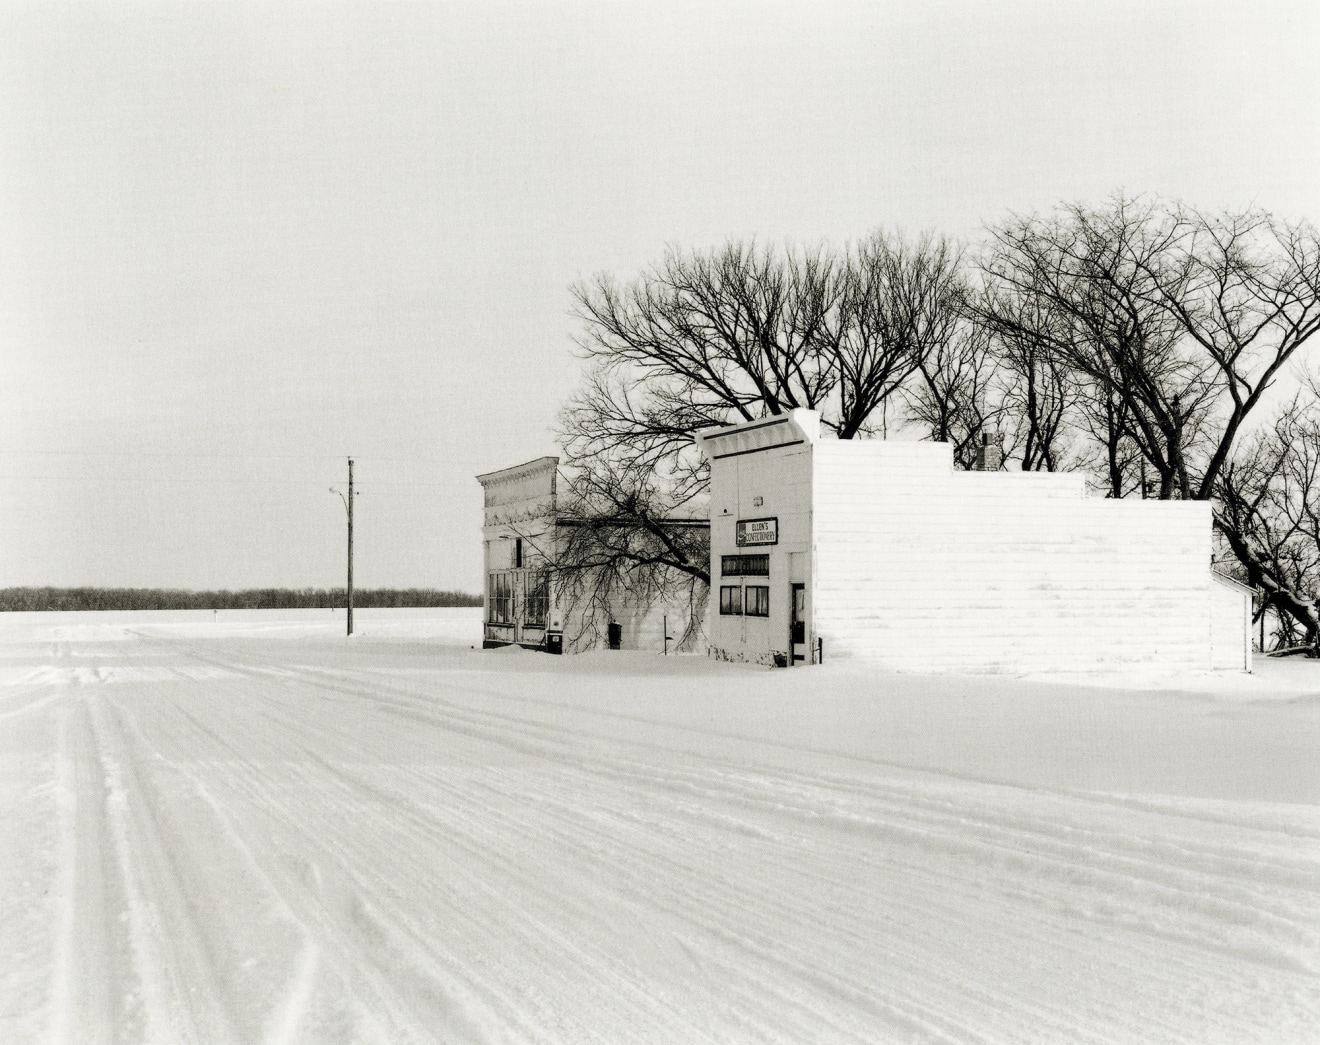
719;585;742;615
488;571;515;624
525;570;549;626
742;555;769;576
722;554;769;576
746;585;770;617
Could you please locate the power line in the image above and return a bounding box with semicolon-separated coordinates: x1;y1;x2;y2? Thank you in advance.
0;449;493;465
0;449;349;461
0;475;474;488
0;475;346;486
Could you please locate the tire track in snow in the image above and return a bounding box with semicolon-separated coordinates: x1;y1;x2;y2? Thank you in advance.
105;671;511;1043
318;662;1320;1040
114;630;1320;1043
292;661;1320;985
51;694;125;1045
117;644;832;1041
155;658;880;1040
139;657;1114;1039
262;939;318;1045
85;691;241;1044
180;635;1320;1034
100;696;394;1045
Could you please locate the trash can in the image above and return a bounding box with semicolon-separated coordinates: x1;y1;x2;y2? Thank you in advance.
545;631;563;655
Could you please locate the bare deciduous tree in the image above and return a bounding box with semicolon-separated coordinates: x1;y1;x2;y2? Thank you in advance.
968;281;1082;473
1214;388;1320;654
559;233;965;622
551;458;711;650
829;232;964;438
977;195;1320;500
901;319;1002;469
563;242;838;497
1145;207;1320;498
1076;391;1143;498
979;196;1220;498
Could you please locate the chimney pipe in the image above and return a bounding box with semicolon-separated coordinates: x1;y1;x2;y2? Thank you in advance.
975;432;1002;471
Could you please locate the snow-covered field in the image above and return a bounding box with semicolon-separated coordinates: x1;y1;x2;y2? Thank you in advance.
0;608;1316;1044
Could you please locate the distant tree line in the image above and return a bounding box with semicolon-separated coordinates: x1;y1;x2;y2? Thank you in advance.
0;588;482;612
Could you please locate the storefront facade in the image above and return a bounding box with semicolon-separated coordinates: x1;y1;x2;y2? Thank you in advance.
696;416;816;667
477;457;563;651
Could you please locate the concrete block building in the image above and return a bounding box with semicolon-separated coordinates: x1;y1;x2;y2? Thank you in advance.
695;410;1252;673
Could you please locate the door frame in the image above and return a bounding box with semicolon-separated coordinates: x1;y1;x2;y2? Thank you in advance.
790;582;806;664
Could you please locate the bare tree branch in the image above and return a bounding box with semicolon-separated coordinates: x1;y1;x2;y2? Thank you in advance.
1213;387;1320;653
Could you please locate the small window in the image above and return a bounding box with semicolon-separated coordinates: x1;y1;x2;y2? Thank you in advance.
524;571;549;627
745;585;770;617
719;585;742;615
721;554;770;576
515;537;523;569
488;571;514;624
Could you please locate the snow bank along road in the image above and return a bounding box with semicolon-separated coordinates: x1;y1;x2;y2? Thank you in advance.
0;610;1317;1044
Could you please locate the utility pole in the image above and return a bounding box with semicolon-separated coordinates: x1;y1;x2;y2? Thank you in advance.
331;458;355;637
346;457;354;637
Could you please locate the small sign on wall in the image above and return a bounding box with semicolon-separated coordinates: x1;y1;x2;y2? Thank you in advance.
736;517;778;547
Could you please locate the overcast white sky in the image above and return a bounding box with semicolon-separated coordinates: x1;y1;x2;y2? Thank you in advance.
2;1;1317;593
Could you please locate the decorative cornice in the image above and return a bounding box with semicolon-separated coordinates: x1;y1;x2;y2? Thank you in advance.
694;410;820;460
475;456;560;488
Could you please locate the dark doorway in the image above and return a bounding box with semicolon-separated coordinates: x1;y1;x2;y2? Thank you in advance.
790;583;806;664
607;621;622;650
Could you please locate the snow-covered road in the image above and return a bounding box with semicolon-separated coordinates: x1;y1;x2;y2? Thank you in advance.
1;610;1317;1043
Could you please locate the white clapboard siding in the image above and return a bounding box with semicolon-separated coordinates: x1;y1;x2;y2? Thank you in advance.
811;440;1215;673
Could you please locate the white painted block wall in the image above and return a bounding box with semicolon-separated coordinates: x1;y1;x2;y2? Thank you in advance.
1209;575;1253;671
561;590;706;654
811;439;1217;672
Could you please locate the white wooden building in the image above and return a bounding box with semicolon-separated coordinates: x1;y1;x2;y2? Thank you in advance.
476;457;562;651
476;457;705;653
695;410;1252;673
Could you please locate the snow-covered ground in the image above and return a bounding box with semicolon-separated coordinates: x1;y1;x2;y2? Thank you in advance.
0;608;1316;1044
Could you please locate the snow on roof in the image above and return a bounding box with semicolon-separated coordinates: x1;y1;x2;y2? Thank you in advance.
1210;570;1257;595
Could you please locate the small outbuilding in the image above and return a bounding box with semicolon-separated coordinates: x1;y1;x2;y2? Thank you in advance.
695;410;1252;673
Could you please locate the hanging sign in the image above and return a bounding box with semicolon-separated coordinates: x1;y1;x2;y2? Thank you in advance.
736;517;778;547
